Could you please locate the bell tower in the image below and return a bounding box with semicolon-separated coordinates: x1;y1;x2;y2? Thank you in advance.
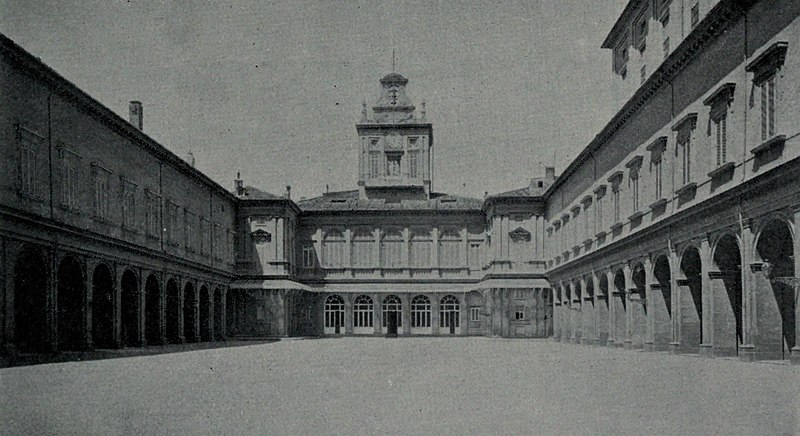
357;73;433;200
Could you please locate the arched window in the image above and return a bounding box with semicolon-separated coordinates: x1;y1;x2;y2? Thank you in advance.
324;295;345;328
409;229;432;268
411;295;431;327
322;229;346;268
438;229;462;267
381;229;404;268
351;228;374;268
439;295;460;328
353;294;374;327
382;295;403;327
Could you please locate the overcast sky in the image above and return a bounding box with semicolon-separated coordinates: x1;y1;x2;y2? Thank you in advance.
1;0;625;200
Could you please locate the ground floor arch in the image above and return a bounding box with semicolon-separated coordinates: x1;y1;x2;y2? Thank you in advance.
597;274;609;345
183;282;197;342
630;263;646;348
581;276;595;344
612;269;626;346
166;279;181;343
353;294;374;334
14;247;49;352
651;255;672;350
121;269;139;347
92;263;114;349
199;285;211;342
214;288;225;340
324;294;345;335
57;255;84;350
145;274;162;345
679;247;703;352
439;294;460;335
411;295;432;334
755;219;796;360
711;234;742;357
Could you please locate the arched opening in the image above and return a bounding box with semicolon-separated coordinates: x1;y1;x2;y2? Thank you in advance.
583;276;595;343
630;263;646;348
14;247;49;352
679;247;703;351
57;255;84;350
165;279;181;343
145;274;161;345
410;295;431;334
564;284;573;341
612;269;626;346
353;294;374;334
226;290;238;337
324;294;344;335
652;255;673;349
712;234;742;357
597;274;610;344
214;288;224;340
92;263;114;349
121;269;139;347
199;285;211;341
755;220;795;360
183;282;197;342
440;295;460;335
382;295;403;335
573;281;583;342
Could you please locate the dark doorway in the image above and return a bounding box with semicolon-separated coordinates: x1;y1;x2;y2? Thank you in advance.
199;285;211;341
680;247;703;350
121;270;139;347
756;220;795;359
214;288;224;340
183;282;197;342
166;279;181;343
92;263;114;348
145;274;161;345
385;311;398;337
713;235;742;356
57;255;84;350
14;247;49;352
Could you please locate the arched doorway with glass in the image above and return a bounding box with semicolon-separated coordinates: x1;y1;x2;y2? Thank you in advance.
411;295;432;335
439;295;460;335
382;295;402;336
353;294;374;335
324;294;345;335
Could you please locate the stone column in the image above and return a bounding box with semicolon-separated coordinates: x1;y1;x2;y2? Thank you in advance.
461;291;468;336
592;273;602;345
623;264;633;349
606;270;617;347
344;293;353;335
699;238;714;358
207;286;216;342
373;292;382;335
403;292;411;335
344;228;352;269
431;293;440;335
193;281;201;342
669;249;681;353
112;262;122;348
221;287;228;340
177;276;185;343
793;207;800;364
81;257;92;350
552;286;561;341
644;258;656;351
138;272;147;346
739;225;756;361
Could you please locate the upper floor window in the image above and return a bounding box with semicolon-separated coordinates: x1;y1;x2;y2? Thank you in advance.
672;113;698;187
322;229;346;268
509;226;532;260
386;152;402;177
633;10;648;52
607;172;623;225
410;229;432;268
185;210;197;252
167;201;181;246
145;190;161;239
614;38;630;79
746;42;787;143
438;229;462;267
408;150;419;178
120;176;137;230
369;151;380;178
468;240;482;268
381;229;404;268
302;244;316;268
17;125;45;201
640;65;647;84
612;187;621;223
351;228;374;268
690;3;699;29
92;162;113;222
514;306;525;320
470;307;480;322
57;143;82;211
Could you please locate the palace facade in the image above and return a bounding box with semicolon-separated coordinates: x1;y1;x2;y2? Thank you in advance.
2;0;800;364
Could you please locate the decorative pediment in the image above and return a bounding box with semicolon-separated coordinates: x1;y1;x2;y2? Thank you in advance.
509;227;531;242
646;136;668;162
746;41;788;84
251;229;272;244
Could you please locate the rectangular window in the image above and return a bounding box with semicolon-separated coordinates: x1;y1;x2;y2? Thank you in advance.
663;37;670;59
653;159;663;199
515;306;525;320
615;40;629;79
92;163;113;221
18;126;44;200
185;210;196;252
690;3;699;28
714;114;727;166
120;177;137;229
369;152;380;178
613;189;620;223
302;245;315;268
145;191;161;239
760;75;776;141
200;218;210;256
634;12;648;52
631;175;639;212
386;152;402;177
167;201;181;246
470;307;480;322
408;150;418;178
468;241;482;268
680;136;691;185
596;195;603;233
640;65;647;84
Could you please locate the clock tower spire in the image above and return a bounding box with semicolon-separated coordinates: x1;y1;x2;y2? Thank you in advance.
356;73;433;200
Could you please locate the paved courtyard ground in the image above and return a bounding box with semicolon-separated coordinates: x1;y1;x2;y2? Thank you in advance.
1;337;798;435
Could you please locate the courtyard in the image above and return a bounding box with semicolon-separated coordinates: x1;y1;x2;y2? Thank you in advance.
1;338;798;435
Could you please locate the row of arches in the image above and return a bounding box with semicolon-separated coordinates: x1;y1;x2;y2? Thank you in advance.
323;294;461;335
11;245;227;352
553;218;796;360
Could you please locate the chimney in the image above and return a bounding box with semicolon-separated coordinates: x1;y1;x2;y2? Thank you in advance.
545;166;556;181
285;185;291;199
129;101;143;130
234;171;244;197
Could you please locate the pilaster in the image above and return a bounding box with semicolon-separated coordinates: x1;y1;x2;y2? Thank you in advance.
623;264;633;349
699;238;714;358
431;293;440;335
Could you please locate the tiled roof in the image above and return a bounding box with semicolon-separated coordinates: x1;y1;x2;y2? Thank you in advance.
297;190;483;212
239;185;282;200
487;181;548;199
